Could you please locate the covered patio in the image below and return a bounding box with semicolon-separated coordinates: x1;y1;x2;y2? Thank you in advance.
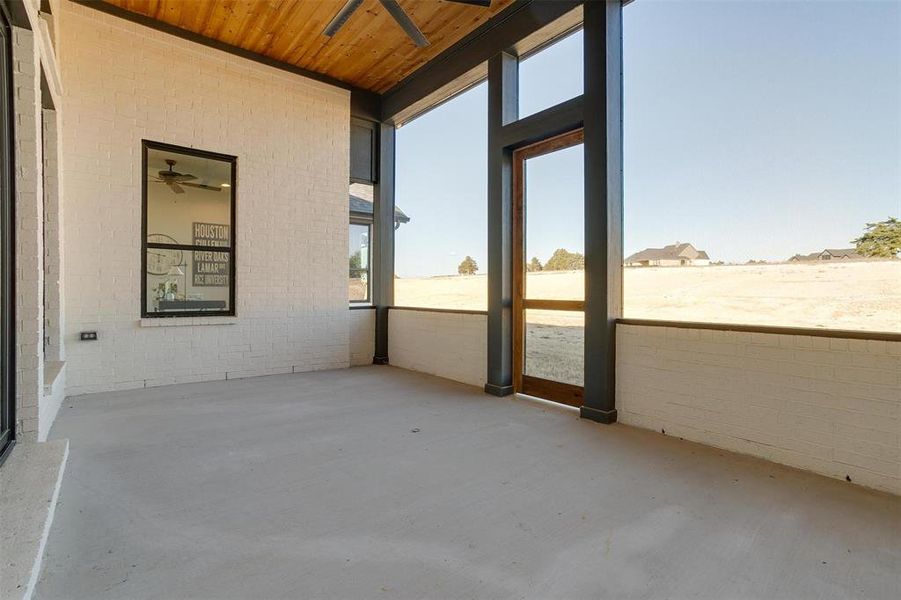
0;1;897;598
37;367;899;599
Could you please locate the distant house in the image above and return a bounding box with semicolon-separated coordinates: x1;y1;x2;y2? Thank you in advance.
349;193;410;230
788;248;863;262
625;242;710;267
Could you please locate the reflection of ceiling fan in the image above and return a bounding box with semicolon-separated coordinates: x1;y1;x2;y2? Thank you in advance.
324;0;491;48
150;159;221;195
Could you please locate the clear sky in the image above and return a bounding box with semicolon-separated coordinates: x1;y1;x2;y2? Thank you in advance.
395;81;488;278
395;0;900;277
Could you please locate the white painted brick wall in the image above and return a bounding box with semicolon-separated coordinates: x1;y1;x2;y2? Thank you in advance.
13;25;43;439
617;324;901;495
11;7;66;441
389;309;487;387
39;363;66;442
57;3;350;396
349;309;375;366
42;107;63;364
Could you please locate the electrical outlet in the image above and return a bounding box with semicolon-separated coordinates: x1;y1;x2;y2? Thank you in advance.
80;331;98;341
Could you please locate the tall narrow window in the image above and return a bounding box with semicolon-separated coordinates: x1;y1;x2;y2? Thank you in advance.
349;182;386;304
395;82;487;310
142;141;236;318
348;222;370;302
348;222;372;302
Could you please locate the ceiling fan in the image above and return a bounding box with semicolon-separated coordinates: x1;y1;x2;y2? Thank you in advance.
324;0;491;48
150;159;221;195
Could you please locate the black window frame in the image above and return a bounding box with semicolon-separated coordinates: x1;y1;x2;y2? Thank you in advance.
0;3;15;466
141;140;237;319
349;218;372;305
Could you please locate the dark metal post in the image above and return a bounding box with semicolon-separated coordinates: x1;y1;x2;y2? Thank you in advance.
581;0;623;424
485;51;518;396
373;122;395;364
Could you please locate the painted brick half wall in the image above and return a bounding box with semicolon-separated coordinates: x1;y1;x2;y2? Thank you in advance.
616;324;901;495
388;310;487;388
349;309;375;367
58;3;351;395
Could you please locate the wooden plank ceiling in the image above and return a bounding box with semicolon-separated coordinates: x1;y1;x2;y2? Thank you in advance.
101;0;515;93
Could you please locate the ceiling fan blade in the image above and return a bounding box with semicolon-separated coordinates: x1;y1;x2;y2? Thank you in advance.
379;0;429;48
174;173;198;182
446;0;491;6
181;182;222;192
169;182;185;194
324;0;364;37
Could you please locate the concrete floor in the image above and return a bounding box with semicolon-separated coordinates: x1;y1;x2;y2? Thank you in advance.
37;366;899;599
1;440;68;600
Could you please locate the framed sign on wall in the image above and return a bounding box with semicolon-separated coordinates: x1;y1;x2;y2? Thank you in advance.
192;222;230;287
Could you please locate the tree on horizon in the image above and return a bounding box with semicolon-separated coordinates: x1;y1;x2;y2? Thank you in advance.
853;217;901;258
458;255;479;275
544;248;584;271
527;257;543;272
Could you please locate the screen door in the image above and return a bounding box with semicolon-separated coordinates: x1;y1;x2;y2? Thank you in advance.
513;130;585;407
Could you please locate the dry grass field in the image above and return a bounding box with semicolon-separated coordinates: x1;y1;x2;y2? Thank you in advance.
391;260;901;384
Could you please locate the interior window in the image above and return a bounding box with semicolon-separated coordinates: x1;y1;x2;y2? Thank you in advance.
349;222;371;303
143;141;236;317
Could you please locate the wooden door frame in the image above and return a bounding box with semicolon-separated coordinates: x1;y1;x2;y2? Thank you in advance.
512;129;585;408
